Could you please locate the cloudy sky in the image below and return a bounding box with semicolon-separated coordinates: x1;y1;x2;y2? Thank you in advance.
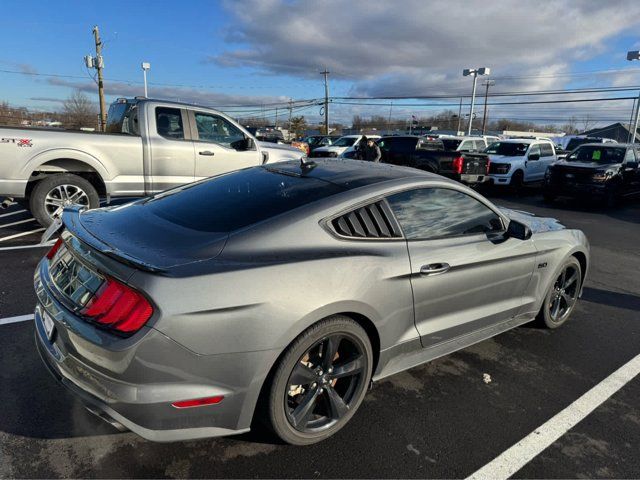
1;0;640;126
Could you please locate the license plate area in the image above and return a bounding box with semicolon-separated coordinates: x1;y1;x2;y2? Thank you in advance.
42;310;56;341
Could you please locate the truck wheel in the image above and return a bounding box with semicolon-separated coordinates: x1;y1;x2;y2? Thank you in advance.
510;170;524;194
29;174;99;227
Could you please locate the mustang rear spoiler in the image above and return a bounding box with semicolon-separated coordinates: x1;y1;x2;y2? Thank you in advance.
52;206;166;273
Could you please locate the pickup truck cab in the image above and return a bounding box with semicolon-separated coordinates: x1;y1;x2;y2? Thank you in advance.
0;98;304;226
309;134;380;158
377;135;489;184
439;136;490;153
486;138;557;188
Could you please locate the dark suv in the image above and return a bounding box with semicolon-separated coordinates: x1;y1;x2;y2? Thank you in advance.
543;143;640;206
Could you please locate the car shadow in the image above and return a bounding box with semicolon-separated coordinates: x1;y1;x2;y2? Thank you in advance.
581;286;640;312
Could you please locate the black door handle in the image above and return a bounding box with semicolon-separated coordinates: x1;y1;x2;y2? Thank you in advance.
199;151;215;156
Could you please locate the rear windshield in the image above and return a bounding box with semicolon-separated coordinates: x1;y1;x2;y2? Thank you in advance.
145;167;346;232
485;142;528;156
567;146;626;164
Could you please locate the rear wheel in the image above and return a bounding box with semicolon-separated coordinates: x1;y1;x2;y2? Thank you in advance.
266;316;373;445
536;257;582;329
29;174;99;227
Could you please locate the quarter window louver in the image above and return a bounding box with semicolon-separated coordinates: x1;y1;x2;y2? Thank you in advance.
331;201;402;239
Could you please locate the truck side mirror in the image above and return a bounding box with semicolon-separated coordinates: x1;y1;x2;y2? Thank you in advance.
506;220;532;240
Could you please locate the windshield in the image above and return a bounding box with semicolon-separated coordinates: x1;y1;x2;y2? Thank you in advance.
485;142;529;156
305;136;322;146
441;139;462;151
567;146;626;164
332;137;357;147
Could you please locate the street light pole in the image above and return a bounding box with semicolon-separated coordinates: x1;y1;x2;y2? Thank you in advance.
481;80;495;135
463;67;490;136
627;51;640;143
141;62;150;98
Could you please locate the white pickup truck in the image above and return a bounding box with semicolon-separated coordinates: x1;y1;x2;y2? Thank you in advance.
0;98;305;225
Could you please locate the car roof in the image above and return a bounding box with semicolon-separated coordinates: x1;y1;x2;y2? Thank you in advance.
264;158;437;189
578;143;631;148
497;138;536;144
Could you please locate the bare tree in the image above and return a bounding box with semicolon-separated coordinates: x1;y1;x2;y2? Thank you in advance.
579;114;594;133
63;90;98;130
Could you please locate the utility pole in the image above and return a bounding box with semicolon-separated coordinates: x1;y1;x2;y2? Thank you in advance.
456;97;462;133
275;107;278;128
481;80;495;135
288;99;293;140
387;102;393;134
321;69;330;134
93;26;107;131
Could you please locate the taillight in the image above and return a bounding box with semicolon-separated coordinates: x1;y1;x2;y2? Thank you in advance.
46;238;64;260
486;158;491;174
81;277;153;333
171;396;224;409
452;156;464;174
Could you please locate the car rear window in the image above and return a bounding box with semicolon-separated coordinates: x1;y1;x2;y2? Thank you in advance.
145;167;346;232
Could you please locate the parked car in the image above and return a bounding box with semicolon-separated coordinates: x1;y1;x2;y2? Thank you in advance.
377;135;490;184
0;98;304;226
309;134;380;158
290;140;310;155
439;136;490;153
245;127;285;144
35;159;589;445
486;138;557;188
543;143;640;206
304;135;341;152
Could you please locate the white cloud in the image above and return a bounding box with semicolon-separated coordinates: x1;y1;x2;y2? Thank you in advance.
213;0;640;97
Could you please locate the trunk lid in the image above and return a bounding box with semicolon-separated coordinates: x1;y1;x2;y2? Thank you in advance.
62;204;228;271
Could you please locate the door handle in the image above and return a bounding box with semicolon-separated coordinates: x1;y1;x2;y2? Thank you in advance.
199;151;215;156
420;263;450;275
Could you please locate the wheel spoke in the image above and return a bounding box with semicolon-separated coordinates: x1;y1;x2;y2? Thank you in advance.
564;271;578;289
289;362;317;386
560;269;566;286
551;297;561;319
291;388;318;428
325;385;349;420
330;355;364;379
561;292;573;306
322;336;341;370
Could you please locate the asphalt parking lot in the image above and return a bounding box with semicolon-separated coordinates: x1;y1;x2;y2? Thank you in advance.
0;190;639;478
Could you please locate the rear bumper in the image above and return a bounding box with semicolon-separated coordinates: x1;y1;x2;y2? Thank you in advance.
33;259;276;442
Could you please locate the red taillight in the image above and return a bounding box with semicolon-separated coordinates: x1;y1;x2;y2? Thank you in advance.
46;238;64;260
452;156;464;174
82;277;153;333
486;158;491;174
171;396;224;409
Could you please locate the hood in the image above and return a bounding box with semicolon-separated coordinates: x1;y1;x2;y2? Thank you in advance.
62;204;228;271
552;160;620;170
499;207;565;233
258;141;301;154
488;154;522;163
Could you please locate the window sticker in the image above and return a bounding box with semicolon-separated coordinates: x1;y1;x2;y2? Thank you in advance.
592;150;601;160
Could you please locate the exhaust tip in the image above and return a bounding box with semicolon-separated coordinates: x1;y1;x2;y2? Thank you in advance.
0;198;15;210
84;404;129;432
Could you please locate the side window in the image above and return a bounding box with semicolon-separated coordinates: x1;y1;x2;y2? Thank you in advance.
473;140;486;151
396;138;416;154
528;144;541;157
193;112;246;148
386;188;503;240
378;138;392;151
459;140;473;151
156;107;185;140
624;149;636;162
540;143;554;157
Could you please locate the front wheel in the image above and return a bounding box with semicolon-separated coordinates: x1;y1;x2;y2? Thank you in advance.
266;316;373;445
510;170;524;194
29;174;99;227
536;257;582;329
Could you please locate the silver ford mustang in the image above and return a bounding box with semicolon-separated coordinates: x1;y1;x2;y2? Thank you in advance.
34;159;589;445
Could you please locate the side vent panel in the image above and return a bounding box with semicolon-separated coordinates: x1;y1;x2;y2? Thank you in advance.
331;201;402;239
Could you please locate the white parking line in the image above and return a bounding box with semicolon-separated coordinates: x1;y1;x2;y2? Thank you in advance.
467;352;640;480
0;218;36;229
0;314;34;326
0;209;27;218
0;228;45;242
0;240;55;252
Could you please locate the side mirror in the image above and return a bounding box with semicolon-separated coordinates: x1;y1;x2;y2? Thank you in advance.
231;137;254;151
528;153;540;161
625;161;638;170
507;220;532;240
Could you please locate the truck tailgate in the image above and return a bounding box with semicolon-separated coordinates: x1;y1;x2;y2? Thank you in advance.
461;153;489;174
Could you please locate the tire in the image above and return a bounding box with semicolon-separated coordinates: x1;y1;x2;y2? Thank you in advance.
266;316;373;445
29;174;99;227
536;257;582;329
604;188;618;208
542;191;556;203
510;170;524;194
